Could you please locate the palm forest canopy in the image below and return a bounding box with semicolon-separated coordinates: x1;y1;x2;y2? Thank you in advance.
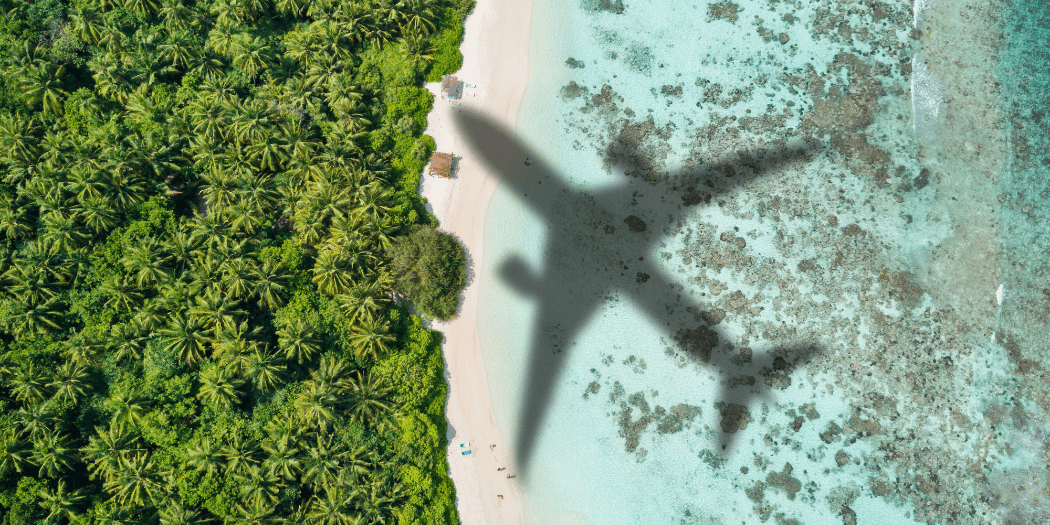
0;0;473;521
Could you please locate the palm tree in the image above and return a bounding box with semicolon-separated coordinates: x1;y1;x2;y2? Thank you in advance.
311;355;350;393
311;249;352;295
236;463;279;506
107;320;149;363
241;348;283;392
76;195;119;233
275;0;309;17
394;0;437;35
355;479;402;525
247;133;289;173
38;480;87;525
232;498;278;525
32;431;76;478
349;317;394;361
197;364;245;409
294;381;338;431
188;288;247;334
103;169;147;211
353;182;393;221
344;444;373;479
362;214;399;252
346;372;393;427
123;0;161;19
222;434;260;477
277;318;321;364
106;386;147;432
91;55;133;102
251;258;288;309
106;452;161;507
0;114;40;166
47;362;91;405
300;434;344;489
7;297;66;337
231;98;277;146
40;213;87;255
337;280;390;325
64;335;102;367
122;238;173;288
9;364;51;404
83;425;140;481
21;63;67;116
232;34;272;81
163;228;202;276
220;257;254;299
15;403;57;441
68;6;105;45
306;487;360;525
0;434;32;476
191;52;227;81
158;313;210;365
159;500;204;525
207;21;239;58
186;436;224;476
100;277;144;313
398;32;433;67
261;432;301;481
0;200;33;242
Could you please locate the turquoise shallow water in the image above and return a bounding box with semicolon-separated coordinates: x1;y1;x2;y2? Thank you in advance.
473;0;1050;523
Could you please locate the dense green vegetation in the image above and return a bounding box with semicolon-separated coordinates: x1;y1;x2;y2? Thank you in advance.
0;0;472;522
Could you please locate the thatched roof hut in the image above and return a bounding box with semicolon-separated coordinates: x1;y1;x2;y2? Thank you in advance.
428;152;454;177
441;75;462;99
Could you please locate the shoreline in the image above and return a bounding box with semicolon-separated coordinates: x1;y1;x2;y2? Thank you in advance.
420;0;533;522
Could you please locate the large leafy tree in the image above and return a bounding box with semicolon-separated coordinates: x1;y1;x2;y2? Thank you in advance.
389;224;467;320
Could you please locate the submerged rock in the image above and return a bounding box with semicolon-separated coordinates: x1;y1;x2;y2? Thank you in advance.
707;1;740;23
624;215;647;232
717;402;751;432
767;463;802;500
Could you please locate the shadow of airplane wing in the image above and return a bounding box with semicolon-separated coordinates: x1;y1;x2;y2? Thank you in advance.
497;256;608;474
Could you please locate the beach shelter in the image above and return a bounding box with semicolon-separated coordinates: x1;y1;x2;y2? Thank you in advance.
428;152;455;177
441;75;463;99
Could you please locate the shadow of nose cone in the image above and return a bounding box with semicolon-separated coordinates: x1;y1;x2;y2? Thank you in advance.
455;110;525;174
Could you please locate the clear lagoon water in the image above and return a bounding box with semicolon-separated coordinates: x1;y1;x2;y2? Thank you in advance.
474;0;1050;523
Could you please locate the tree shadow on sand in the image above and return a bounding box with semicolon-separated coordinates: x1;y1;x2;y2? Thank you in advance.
455;109;827;475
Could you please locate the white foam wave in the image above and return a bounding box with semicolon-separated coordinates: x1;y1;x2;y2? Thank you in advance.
913;0;931;27
911;57;945;133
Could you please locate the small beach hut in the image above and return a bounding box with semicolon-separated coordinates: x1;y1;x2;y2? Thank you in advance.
441;75;463;100
428;151;454;177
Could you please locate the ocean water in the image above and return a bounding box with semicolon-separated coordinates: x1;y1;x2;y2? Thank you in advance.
473;0;1050;523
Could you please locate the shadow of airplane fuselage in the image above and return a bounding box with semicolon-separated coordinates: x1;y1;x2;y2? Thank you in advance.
455;110;825;476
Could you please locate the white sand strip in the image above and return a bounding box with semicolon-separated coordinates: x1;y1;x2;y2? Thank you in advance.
420;0;532;522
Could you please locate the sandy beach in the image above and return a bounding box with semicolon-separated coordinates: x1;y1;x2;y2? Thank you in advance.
420;0;532;523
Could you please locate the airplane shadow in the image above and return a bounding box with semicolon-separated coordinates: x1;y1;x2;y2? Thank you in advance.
455;110;827;475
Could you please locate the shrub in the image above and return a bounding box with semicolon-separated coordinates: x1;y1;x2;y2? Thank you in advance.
425;9;466;82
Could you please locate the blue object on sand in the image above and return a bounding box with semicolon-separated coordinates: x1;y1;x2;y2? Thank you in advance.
461;450;472;455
